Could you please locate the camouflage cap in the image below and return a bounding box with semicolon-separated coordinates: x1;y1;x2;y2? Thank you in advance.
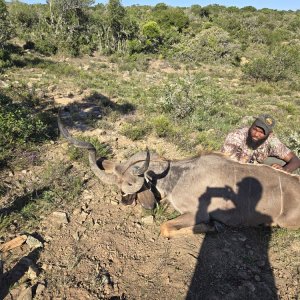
253;114;275;135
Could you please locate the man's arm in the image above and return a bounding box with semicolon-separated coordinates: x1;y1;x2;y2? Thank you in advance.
272;152;300;173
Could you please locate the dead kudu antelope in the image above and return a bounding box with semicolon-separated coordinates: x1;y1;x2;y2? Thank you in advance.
58;115;300;238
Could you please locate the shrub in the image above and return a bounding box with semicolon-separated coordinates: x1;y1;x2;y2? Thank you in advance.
0;0;14;47
0;90;51;163
243;43;300;81
288;131;300;156
34;38;58;56
0;48;12;69
152;7;189;32
120;121;150;141
158;76;198;120
174;26;241;65
151;115;173;138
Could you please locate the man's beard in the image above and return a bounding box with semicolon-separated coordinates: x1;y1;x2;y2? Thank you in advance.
246;131;268;149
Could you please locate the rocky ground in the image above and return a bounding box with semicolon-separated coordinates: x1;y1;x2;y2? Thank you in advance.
0;54;299;300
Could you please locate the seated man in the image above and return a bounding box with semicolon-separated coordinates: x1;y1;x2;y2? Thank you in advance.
221;114;300;173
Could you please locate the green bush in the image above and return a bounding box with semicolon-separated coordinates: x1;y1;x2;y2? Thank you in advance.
120;121;150;141
34;38;58;56
0;0;14;47
0;48;12;69
0;90;51;163
243;43;300;81
151;115;173;138
174;26;241;65
158;75;200;120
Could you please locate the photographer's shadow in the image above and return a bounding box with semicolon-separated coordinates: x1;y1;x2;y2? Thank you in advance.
186;177;278;300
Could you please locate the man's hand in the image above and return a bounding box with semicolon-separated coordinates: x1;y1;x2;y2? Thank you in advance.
271;163;284;170
224;185;235;200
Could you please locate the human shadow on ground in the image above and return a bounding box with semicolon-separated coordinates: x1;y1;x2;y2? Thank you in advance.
59;91;135;126
0;247;42;299
186;177;278;300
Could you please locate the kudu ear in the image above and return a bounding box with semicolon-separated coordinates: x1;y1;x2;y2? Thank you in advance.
137;189;156;210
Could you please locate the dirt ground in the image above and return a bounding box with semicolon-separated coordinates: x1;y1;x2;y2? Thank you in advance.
0;57;299;300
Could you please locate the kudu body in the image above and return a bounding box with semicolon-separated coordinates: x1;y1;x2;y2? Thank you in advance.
58;116;300;238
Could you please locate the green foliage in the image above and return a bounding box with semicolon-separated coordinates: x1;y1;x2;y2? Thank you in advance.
196;130;220;150
67;135;112;164
0;162;84;234
243;43;300;81
159;77;197;119
152;3;168;12
0;0;14;47
0;89;51;163
287;131;300;157
150;115;173;138
120;121;150;141
8;1;39;37
138;21;162;53
34;37;58;56
175;26;241;65
152;6;189;32
0;48;12;69
107;0;126;52
142;21;161;39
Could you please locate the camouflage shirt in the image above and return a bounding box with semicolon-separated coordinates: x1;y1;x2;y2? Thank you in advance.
221;127;291;164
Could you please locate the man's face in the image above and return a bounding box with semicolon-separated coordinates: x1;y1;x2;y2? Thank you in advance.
249;126;267;143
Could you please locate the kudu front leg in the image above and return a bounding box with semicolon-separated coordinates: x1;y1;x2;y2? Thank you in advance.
160;213;215;238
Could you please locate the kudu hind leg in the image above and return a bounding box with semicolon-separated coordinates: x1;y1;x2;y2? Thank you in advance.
160;213;215;238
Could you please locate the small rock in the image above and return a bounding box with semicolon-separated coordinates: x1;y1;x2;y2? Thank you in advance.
27;265;39;280
52;211;69;224
41;263;52;271
83;191;93;200
134;222;141;229
81;203;89;211
22;170;27;174
141;215;154;225
26;236;43;249
35;283;46;295
72;232;80;241
72;208;81;215
110;199;119;205
78;211;89;224
16;286;32;300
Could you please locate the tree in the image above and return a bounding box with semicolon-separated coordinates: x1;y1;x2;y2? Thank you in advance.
152;7;189;32
0;0;14;48
106;0;127;52
45;0;95;55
